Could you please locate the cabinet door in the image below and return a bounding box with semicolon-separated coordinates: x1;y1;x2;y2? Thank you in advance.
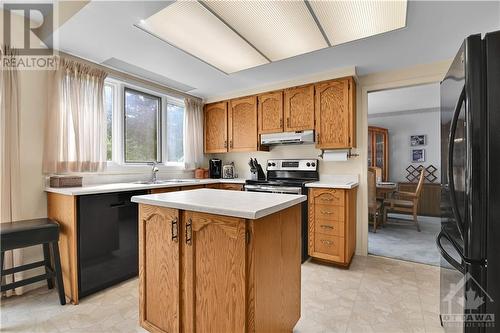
315;78;353;149
183;212;246;333
204;102;228;153
229;96;258;152
258;91;283;134
219;183;243;191
284;85;315;131
139;205;180;333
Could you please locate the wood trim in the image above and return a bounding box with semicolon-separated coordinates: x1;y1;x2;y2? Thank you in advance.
47;192;78;304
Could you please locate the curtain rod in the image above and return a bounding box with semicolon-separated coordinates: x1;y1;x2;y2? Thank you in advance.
59;51;203;102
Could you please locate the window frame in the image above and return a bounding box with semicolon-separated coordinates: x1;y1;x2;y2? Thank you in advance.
104;77;187;172
123;87;163;164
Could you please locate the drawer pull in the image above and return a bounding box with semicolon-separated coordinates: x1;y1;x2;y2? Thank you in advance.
320;239;334;246
320;224;334;229
320;197;333;201
171;218;178;242
320;210;333;215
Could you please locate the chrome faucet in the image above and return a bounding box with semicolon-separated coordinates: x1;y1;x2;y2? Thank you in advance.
151;162;159;183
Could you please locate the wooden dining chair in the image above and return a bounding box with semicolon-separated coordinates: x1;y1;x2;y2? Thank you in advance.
368;168;383;232
383;168;425;231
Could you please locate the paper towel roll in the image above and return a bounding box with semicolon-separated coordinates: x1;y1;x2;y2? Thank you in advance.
322;151;349;161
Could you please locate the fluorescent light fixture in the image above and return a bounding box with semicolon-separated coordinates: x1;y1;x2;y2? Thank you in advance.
202;0;328;61
308;0;408;46
140;1;269;74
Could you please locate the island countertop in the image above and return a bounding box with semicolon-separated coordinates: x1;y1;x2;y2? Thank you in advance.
131;188;306;219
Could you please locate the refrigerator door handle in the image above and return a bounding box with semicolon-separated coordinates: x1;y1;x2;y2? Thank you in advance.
436;230;465;273
447;86;466;239
436;230;485;273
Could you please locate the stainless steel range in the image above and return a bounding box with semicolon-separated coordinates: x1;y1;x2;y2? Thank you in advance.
245;159;319;262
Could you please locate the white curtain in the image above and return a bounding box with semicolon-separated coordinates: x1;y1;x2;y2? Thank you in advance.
0;45;24;296
183;97;204;169
43;58;108;174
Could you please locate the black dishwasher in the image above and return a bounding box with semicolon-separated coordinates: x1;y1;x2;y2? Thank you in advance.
77;190;146;297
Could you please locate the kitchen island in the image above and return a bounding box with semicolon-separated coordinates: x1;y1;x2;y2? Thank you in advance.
131;189;306;333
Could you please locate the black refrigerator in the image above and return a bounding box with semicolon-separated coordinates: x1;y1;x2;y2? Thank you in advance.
437;31;500;332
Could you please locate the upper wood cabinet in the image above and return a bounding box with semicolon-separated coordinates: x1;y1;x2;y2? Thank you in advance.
258;91;283;134
229;96;258;152
204;102;228;153
315;77;356;149
284;84;315;132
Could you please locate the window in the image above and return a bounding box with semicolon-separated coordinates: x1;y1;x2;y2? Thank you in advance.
166;103;184;163
104;84;114;161
124;88;161;163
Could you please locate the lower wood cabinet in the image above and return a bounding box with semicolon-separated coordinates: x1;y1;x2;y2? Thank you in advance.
308;188;357;266
219;183;243;191
138;204;301;333
150;187;180;194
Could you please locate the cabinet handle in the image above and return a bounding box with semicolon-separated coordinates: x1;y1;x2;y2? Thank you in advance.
186;218;192;245
287;118;290;128
320;224;334;229
316;132;320;144
229;140;233;149
171;217;178;242
320;210;333;215
320;239;334;246
280;118;283;127
224;140;227;148
320;197;333;202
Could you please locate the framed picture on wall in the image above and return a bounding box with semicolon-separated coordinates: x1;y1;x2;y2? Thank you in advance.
411;149;426;163
410;135;426;146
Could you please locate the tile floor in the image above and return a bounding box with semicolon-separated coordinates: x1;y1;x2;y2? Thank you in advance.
1;255;444;333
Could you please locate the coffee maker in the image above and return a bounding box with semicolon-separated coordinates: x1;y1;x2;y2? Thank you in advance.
209;159;222;179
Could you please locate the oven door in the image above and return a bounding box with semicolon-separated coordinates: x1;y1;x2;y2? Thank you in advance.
244;184;302;195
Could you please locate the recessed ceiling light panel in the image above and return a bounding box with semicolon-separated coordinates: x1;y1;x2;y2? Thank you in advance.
141;1;269;74
203;0;329;61
309;0;408;46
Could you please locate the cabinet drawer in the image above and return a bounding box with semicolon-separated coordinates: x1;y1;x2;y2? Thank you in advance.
219;183;243;191
314;233;344;258
314;204;344;222
315;220;344;237
312;189;345;206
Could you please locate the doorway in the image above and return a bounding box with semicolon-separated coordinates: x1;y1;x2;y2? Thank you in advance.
366;83;442;266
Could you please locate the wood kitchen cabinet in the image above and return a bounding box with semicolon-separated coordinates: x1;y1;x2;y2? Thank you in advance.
258;91;283;134
139;205;180;333
137;204;301;333
284;84;315;132
229;96;258;152
204;101;228;153
368;126;389;181
308;187;357;266
315;77;356;149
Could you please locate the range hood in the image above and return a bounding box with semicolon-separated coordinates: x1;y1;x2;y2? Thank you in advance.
260;130;315;145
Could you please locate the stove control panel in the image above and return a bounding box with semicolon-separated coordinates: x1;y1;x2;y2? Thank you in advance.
266;159;318;171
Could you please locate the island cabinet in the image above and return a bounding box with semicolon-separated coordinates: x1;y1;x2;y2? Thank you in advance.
284;84;315;132
204;101;228;153
315;77;356;149
229;96;258;152
137;203;302;333
308;188;357;266
258;91;283;134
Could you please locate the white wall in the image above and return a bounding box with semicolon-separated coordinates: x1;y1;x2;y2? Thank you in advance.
368;108;441;183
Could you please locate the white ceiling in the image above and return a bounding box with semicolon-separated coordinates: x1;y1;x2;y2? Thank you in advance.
55;1;500;100
368;83;440;114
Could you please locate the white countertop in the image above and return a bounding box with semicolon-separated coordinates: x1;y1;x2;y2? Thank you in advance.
131;188;306;220
306;175;359;189
45;178;246;196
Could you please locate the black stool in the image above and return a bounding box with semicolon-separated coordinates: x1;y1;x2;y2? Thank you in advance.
0;218;66;305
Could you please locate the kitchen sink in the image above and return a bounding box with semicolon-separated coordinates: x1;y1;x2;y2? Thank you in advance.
132;179;199;185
